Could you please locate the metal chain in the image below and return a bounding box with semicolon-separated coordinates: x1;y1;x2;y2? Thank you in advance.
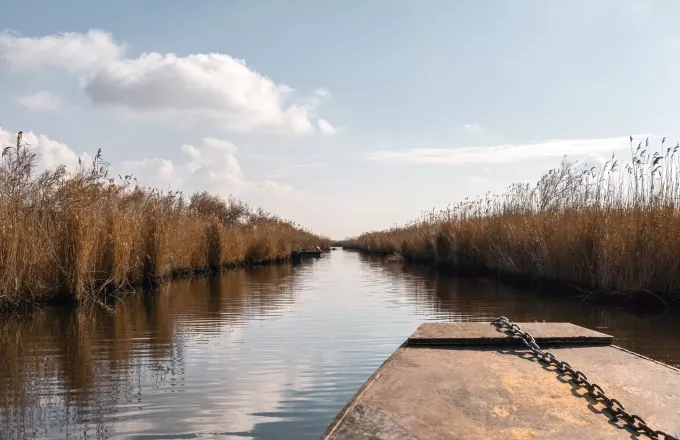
491;316;678;440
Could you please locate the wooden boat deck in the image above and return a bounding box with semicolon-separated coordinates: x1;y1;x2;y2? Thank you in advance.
322;322;680;439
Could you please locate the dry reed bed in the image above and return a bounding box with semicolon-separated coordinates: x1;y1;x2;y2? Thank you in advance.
0;132;329;307
344;137;680;300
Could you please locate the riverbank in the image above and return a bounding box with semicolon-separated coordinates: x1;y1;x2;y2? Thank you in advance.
343;139;680;306
0;133;329;309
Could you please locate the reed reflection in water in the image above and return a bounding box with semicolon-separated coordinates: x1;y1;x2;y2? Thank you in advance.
1;250;679;439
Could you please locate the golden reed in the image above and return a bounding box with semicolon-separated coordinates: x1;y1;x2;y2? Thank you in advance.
344;138;680;300
0;133;329;307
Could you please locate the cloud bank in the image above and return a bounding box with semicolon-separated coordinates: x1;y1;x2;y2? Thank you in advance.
1;30;334;134
0;126;297;209
121;137;249;194
368;136;647;165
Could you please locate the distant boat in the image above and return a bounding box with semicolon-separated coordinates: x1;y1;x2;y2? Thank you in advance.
291;247;324;263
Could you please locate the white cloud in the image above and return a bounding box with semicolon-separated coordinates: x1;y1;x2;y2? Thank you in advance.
84;53;317;133
367;135;650;165
1;126;300;216
314;88;330;98
0;126;83;170
120;137;308;207
0;30;125;73
122;137;247;193
464;123;481;131
18;91;61;112
317;118;336;134
0;30;333;134
121;136;307;220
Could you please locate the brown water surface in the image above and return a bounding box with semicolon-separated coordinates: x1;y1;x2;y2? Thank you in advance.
1;250;679;439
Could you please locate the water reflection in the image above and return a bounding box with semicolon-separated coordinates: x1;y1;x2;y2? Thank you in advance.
365;254;680;367
0;265;301;440
0;251;679;439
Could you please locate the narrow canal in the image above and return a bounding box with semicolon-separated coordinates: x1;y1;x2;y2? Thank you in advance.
1;250;679;439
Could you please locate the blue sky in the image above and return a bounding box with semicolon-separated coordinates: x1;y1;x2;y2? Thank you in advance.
1;1;678;237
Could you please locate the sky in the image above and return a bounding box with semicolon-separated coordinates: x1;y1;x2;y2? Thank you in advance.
1;1;679;238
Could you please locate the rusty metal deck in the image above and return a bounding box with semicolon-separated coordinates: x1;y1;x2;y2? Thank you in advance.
322;322;680;439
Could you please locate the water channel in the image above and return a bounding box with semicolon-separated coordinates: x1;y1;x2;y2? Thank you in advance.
1;250;679;439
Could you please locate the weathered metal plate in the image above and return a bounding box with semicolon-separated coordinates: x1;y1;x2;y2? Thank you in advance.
323;323;680;439
409;322;614;346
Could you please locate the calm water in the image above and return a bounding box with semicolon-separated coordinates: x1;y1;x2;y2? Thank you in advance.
1;250;680;439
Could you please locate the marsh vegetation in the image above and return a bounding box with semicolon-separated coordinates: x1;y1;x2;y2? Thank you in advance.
344;137;680;302
0;132;329;308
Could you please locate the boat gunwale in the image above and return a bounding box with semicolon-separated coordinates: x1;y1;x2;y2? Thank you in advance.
611;344;680;372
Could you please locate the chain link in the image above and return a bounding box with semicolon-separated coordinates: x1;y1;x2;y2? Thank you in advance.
491;316;678;440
